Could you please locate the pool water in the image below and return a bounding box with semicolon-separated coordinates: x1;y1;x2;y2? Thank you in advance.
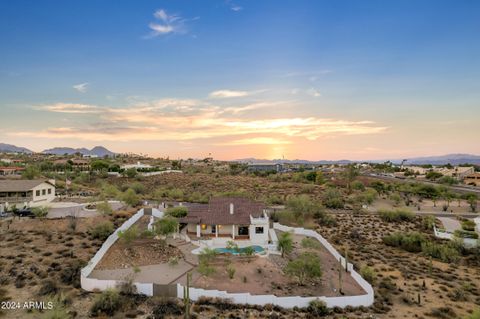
215;245;265;255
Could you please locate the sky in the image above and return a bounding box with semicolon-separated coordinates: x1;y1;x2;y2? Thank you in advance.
0;0;479;160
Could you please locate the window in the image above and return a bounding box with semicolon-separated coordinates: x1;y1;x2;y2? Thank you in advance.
211;225;216;234
48;188;51;194
255;227;264;234
42;189;46;195
36;190;40;196
238;226;249;236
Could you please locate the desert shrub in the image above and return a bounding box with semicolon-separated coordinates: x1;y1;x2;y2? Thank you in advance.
242;246;255;256
89;222;114;240
227;265;236;279
38;279;58;296
454;229;479;239
90;289;122;317
122;188;140;207
322;188;344;209
165;206;188;218
285;252;322;285
378;209;414;222
32;206;49;218
383;232;426;252
96;200;113;215
421;215;436;230
301;237;322;250
351;180;365;191
307;300;329;316
60;260;86;288
421;241;461;263
154;217;178;237
167;188;184;200
129;182;145;194
198;248;217;276
151;298;183;318
278;232;293;257
429;306;456;318
462;219;476;231
465;308;480;319
118;226;139;245
360;266;377;284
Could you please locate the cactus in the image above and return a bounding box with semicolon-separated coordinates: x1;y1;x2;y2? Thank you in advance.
344;247;349;272
338;257;343;294
184;272;191;319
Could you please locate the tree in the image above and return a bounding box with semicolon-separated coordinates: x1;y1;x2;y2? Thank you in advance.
96;201;113;215
91;160;110;172
154;217;178;237
277;232;293;258
285;252;322;285
322;188;344;209
342;165;359;194
124;168;138;178
122;188;140;207
464;193;478;212
22;165;41;179
118;226;139;246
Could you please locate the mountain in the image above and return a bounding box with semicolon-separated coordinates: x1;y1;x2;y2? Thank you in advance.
0;143;33;154
42;146;116;157
398;154;480;165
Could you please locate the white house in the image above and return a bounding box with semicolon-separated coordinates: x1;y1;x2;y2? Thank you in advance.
180;197;270;245
120;161;153;170
0;179;56;209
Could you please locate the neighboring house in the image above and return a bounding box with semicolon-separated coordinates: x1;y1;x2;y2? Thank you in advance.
464;173;480;187
247;163;283;173
180;197;270;245
54;159;90;171
0;179;56;208
0;167;24;176
121;161;153;170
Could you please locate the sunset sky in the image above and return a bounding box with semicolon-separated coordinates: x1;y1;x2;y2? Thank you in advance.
1;0;479;160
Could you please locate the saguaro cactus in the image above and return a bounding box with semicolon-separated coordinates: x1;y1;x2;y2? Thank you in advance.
184;272;191;319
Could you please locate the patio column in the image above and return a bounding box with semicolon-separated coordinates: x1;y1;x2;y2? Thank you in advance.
215;225;218;238
232;224;235;239
196;224;200;237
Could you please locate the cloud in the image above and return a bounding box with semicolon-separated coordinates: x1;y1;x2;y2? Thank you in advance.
147;9;188;37
218;137;292;146
209;89;249;98
231;5;243;11
72;83;88;93
19;97;388;143
306;88;321;97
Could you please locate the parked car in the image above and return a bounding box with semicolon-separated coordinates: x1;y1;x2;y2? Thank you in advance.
15;209;34;217
0;211;11;218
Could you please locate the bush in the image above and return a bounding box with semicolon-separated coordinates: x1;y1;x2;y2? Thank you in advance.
89;222;114;240
383;232;426;252
96;201;113;215
154;217;178;237
151;298;183;318
454;229;479;239
242;246;255;256
277;232;293;257
322;188;344;209
285;252;322;285
227;265;236;279
37;279;58;296
165;206;188;218
90;289;122;317
301;238;322;250
360;266;376;284
421;241;461;263
461;220;476;231
118;226;139;245
308;300;329;316
122;188;140;207
465;308;480;319
378;209;415;222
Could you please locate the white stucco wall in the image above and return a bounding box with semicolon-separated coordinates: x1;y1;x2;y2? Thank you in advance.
31;182;55;205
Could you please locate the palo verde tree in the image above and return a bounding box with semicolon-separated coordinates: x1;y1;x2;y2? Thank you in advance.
285;252;322;285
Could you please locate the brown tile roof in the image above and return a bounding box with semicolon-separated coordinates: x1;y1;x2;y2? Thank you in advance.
179;197;265;225
0;180;54;192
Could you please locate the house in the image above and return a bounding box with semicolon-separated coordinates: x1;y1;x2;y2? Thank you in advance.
0;166;24;176
53;159;90;171
247;162;283;173
121;161;153;170
180;197;270;245
464;173;480;187
0;179;56;208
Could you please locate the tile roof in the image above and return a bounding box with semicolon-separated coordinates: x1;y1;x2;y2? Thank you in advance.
179;197;265;225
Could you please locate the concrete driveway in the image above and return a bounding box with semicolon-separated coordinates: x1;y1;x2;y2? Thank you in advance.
437;217;461;233
47;201;123;218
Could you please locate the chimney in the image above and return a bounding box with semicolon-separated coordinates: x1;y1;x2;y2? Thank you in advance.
229;203;234;215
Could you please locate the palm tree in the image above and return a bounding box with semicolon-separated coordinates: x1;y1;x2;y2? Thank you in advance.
277;232;293;258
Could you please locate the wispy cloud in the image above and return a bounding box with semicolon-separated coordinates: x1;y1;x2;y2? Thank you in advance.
72;83;89;93
306;88;321;97
209;89;249;98
147;9;189;37
19;97;388;142
225;0;243;12
218;137;292;146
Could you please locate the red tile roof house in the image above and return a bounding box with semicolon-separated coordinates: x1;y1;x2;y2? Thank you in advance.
179;197;270;246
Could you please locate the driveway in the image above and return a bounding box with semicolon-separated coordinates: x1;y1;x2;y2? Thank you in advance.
437;217;461;233
47;201;123;218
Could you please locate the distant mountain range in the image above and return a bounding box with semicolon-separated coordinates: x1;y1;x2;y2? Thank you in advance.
236;153;480;165
0;143;33;154
42;146;116;157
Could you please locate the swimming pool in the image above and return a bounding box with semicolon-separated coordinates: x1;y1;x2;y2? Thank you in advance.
215;245;265;255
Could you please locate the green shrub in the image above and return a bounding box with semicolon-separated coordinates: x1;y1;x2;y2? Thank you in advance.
453;229;478;239
301;237;322;250
118;226;139;245
242;246;255;256
383;232;426;252
378;209;415;222
465;308;480;319
165;206;188;218
155;217;178;237
285;252;322;285
322;188;344;209
461;220;476;231
90;289;122;317
227;265;236;279
360;266;376;284
308;300;329;316
421;241;461;263
89;222;114;240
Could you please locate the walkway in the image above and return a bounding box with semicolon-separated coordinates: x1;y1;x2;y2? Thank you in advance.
437;217;461;233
